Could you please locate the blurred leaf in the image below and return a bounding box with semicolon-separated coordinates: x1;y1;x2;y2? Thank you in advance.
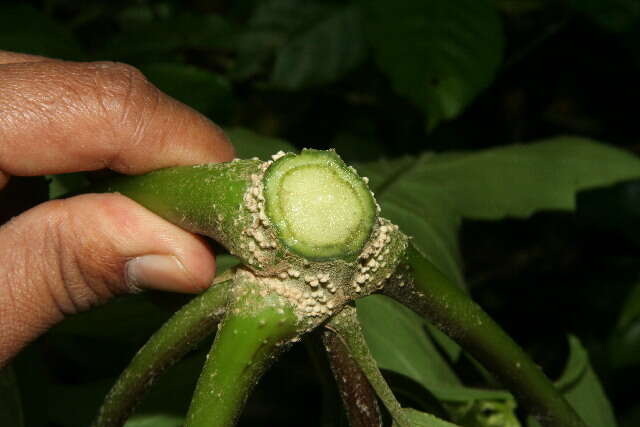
445;400;520;427
51;294;171;341
140;63;233;121
364;0;504;129
357;137;640;284
0;365;23;427
234;0;328;79
617;282;640;329
235;0;363;85
270;4;368;89
101;12;235;63
125;414;184;427
609;283;640;369
569;0;640;33
392;407;460;426
48;350;207;426
528;336;617;427
226;127;296;160
0;4;83;58
357;295;512;402
47;173;90;199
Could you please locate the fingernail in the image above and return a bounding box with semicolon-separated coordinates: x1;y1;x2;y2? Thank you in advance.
125;255;195;293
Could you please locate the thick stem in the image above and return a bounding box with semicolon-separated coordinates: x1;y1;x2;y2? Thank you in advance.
94;279;233;427
326;306;411;427
384;243;586;427
322;328;383;427
185;270;301;427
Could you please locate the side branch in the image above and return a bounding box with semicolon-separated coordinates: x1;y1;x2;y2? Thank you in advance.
384;243;586;427
326;306;412;427
94;279;233;427
322;327;383;427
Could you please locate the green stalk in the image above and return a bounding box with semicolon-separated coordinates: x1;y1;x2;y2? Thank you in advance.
326;306;412;427
384;243;586;427
322;326;383;427
185;269;301;427
94;279;233;427
92;160;267;268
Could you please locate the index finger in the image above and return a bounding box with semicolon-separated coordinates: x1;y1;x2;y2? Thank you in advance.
0;58;235;177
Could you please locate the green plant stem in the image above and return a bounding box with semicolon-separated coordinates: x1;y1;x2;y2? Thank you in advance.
185;271;301;427
94;279;233;427
322;328;383;427
326;306;412;427
384;243;586;427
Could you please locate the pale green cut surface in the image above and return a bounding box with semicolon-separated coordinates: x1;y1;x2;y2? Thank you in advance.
279;166;362;248
264;149;376;260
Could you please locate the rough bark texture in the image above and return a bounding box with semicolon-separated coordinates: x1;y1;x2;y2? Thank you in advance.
322;328;383;427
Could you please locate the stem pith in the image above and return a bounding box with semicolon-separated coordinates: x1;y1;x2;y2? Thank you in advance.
263;149;377;261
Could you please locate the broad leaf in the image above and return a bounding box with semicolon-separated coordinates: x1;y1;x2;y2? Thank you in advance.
357;137;640;284
233;0;333;80
140;63;233;121
569;0;640;33
609;282;640;369
392;408;460;427
125;414;184;427
226;127;296;160
0;4;83;59
235;0;366;87
528;336;617;427
0;365;23;427
356;138;640;410
270;4;368;89
364;0;504;128
101;12;235;63
357;295;512;402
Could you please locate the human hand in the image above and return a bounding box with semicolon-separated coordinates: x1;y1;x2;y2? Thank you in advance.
0;51;235;366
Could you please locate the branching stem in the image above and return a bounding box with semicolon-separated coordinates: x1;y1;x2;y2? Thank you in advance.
94;279;233;427
326;306;412;427
185;271;301;427
385;243;586;427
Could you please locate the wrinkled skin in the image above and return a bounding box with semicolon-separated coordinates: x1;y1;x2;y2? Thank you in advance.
0;50;235;367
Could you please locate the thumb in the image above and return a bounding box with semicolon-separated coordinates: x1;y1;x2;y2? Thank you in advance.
0;193;216;366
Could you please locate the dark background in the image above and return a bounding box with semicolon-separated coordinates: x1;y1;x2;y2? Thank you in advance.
1;1;640;426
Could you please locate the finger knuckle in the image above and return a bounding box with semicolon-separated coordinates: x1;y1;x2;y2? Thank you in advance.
41;197;124;312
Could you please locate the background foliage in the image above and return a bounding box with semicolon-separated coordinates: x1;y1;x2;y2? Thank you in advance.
2;0;640;426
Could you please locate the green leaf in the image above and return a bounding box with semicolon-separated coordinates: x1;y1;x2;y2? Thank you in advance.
125;414;184;427
357;137;640;284
569;0;640;33
392;407;460;427
0;4;83;59
225;127;296;160
234;0;367;87
528;336;617;427
0;365;23;427
101;12;235;63
364;0;504;128
270;4;368;89
233;0;332;80
140;63;233;121
445;400;520;427
609;282;640;369
47;173;90;199
617;282;640;329
357;295;512;402
51;294;172;341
